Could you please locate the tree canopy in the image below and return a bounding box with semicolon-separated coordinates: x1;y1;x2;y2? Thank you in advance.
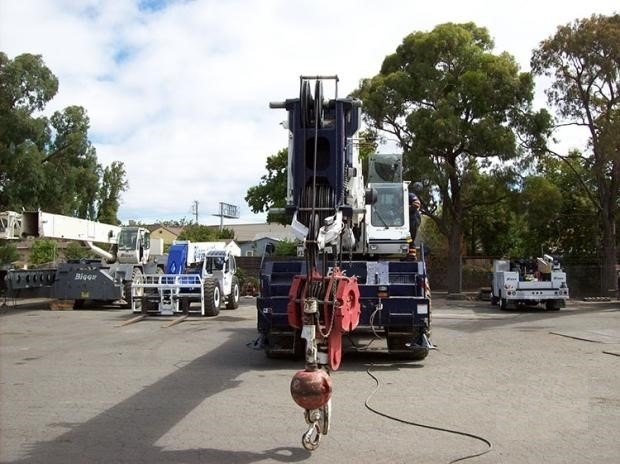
355;22;551;293
176;223;235;242
0;52;127;223
531;13;619;295
245;148;288;224
246;16;618;296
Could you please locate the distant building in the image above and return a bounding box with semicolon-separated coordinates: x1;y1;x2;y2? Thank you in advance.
144;222;297;257
147;224;184;246
220;223;297;256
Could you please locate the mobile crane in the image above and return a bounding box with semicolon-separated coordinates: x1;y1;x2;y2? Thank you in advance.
0;210;164;308
257;76;432;450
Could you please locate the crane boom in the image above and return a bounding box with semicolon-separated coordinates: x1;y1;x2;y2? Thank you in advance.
1;210;122;263
18;211;121;243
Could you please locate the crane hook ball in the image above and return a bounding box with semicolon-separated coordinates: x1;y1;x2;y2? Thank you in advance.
290;368;332;410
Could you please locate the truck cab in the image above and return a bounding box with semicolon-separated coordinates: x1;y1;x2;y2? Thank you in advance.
116;227;151;264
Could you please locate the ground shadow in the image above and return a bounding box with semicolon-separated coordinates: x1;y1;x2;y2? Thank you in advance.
5;325;313;464
436;299;618;333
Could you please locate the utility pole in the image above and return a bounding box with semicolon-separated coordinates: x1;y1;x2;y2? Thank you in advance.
192;201;199;223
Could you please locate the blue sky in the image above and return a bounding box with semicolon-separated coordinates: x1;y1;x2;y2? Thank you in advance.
0;0;617;225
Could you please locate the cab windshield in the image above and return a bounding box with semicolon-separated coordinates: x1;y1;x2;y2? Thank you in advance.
370;184;404;228
117;229;138;250
206;256;225;272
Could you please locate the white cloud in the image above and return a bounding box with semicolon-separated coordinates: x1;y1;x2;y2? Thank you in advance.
1;0;617;224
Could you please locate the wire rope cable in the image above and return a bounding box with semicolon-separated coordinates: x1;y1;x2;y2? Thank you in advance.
364;366;493;464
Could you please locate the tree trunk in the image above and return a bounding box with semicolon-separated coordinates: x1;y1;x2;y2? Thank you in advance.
601;222;617;297
598;168;617;296
447;220;464;294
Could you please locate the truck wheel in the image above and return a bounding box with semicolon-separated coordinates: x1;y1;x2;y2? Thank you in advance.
179;298;190;313
546;299;561;311
499;298;508;311
203;278;221;317
123;268;142;309
226;276;240;309
490;295;499;305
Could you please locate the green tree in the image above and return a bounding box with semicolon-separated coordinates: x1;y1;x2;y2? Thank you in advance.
177;223;216;242
418;216;448;256
531;13;619;295
42;105;101;217
0;52;56;210
519;176;564;255
0;52;128;222
356;22;550;294
63;242;93;261
274;239;298;256
245;148;288;224
216;227;235;240
535;151;600;258
464;155;599;259
97;161;128;224
461;170;521;257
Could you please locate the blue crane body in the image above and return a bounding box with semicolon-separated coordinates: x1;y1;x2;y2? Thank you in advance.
256;76;432;450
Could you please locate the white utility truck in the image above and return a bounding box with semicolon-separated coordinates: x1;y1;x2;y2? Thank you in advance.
491;255;569;310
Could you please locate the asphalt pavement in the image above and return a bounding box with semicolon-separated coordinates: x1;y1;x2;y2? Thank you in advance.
0;296;618;464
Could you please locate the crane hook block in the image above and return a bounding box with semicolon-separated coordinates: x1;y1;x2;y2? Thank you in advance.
290;368;333;410
287;268;361;370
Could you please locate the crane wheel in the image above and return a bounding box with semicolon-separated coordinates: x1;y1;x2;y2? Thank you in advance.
203;278;221;317
386;331;429;361
225;276;240;310
123;268;142;310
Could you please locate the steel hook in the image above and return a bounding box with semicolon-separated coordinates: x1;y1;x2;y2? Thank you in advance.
301;422;321;451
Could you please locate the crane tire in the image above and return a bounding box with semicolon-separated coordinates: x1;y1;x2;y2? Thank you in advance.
123;268;142;310
226;276;240;309
203;278;221;317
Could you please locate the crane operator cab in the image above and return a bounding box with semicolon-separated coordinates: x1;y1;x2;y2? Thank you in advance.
116;227;151;264
370;184;405;228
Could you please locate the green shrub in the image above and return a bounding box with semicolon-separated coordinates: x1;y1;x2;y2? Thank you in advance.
0;242;20;265
64;242;94;261
30;239;58;265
